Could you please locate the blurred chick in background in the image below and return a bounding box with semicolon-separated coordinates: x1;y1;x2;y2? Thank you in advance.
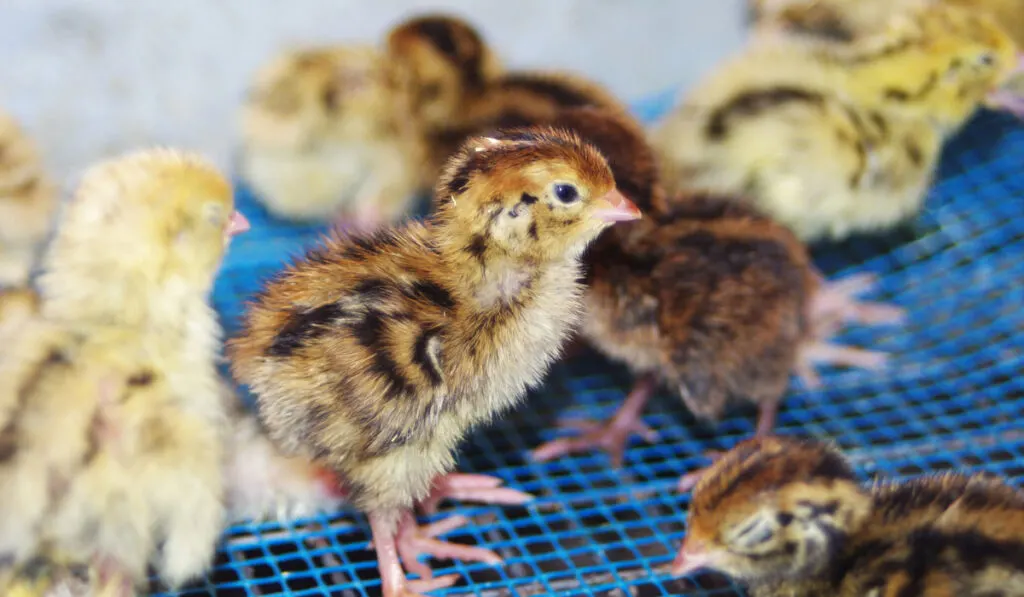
674;435;1024;596
653;3;1023;242
230;127;641;597
0;150;249;596
386;14;504;140
0;111;58;289
749;0;1024;50
238;45;423;231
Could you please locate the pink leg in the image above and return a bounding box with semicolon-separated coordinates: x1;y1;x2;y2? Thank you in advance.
810;272;904;339
392;511;502;594
417;473;533;516
369;510;459;597
677;400;778;493
531;375;658;467
798;271;903;388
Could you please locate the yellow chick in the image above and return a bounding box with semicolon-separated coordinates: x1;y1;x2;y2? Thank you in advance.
653;3;1021;242
0;149;249;594
749;0;1024;50
0;550;121;597
238;45;423;231
0;111;58;288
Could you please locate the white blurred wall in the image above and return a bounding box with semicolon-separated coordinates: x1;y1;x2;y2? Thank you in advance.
0;0;745;187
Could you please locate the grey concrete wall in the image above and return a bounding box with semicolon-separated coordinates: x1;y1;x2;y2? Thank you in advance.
0;0;745;187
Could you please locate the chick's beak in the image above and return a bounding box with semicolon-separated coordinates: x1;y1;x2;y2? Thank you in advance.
227;210;251;236
592;188;642;223
672;538;714;577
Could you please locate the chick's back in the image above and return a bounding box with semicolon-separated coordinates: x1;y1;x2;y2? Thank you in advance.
231;226;470;512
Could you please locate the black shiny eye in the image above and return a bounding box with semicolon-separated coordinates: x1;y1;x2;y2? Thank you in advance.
554;184;579;203
978;52;995;67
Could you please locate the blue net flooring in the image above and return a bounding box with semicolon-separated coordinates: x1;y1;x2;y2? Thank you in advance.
155;92;1024;597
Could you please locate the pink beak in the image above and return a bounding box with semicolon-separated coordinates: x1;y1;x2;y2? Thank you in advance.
592;188;642;223
227;210;251;236
671;537;713;577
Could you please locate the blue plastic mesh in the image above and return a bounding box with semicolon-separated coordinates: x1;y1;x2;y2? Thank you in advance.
154;92;1024;597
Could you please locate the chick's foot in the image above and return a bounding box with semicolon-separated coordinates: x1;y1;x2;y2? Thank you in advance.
810;272;904;339
418;473;533;516
795;340;891;389
369;511;461;597
531;375;657;467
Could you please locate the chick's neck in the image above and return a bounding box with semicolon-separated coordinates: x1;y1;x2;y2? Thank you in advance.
434;219;577;313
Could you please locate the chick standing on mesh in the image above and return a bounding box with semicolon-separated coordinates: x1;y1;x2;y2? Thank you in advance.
229;127;641;596
238;45;423;231
653;3;1024;242
0;150;250;595
674;435;1024;596
0;111;58;288
525;109;901;473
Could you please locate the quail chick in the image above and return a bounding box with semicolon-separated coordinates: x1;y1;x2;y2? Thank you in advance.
749;0;1024;51
238;45;422;231
229;127;641;596
653;3;1022;242
674;435;1024;596
0;150;250;595
0;111;58;288
385;13;504;136
517;108;900;470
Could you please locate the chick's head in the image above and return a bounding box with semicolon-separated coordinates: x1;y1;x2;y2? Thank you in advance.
674;436;870;585
387;14;502;130
857;5;1019;126
434;126;641;263
242;45;405;150
39;149;247;320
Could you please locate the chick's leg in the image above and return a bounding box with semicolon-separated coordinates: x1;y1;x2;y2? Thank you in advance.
798;272;904;388
417;473;533;516
369;510;458;597
531;374;658;467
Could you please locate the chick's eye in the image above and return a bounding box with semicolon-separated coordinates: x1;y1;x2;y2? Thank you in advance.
554;184;579;203
979;53;995;66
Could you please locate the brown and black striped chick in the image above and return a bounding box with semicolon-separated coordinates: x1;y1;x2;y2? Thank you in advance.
423;71;632;185
525;111;901;472
674;435;1024;596
386;14;504;137
384;14;629;188
228;127;641;597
